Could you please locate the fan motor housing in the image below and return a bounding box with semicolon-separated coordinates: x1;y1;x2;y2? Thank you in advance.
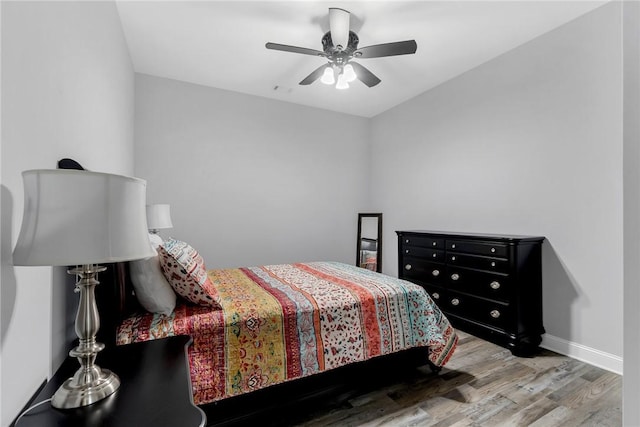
322;30;359;55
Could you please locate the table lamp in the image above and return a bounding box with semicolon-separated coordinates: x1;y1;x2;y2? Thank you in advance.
145;204;173;248
12;169;155;409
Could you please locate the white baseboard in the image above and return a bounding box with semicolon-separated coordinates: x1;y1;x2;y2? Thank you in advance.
541;334;623;375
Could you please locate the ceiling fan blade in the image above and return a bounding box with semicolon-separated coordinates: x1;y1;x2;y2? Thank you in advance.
329;8;350;50
350;62;381;87
299;64;329;85
265;42;327;57
355;40;417;58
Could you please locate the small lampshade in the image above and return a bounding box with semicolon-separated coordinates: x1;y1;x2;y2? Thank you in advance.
343;64;357;83
13;169;155;266
336;72;350;90
146;204;173;231
321;66;335;85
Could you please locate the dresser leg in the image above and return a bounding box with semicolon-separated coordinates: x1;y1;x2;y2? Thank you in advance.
510;336;542;357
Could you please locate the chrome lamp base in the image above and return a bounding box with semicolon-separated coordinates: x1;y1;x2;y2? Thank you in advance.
51;367;120;409
52;265;120;409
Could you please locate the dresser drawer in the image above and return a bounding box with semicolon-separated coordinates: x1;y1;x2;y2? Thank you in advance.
401;257;445;285
401;246;445;262
445;266;510;302
447;240;508;258
401;235;444;249
417;284;447;306
444;292;510;331
447;253;510;274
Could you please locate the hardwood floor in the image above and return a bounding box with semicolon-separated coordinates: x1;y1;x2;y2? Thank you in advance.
292;331;622;427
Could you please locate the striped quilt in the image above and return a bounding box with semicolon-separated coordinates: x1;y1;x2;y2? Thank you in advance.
116;262;457;405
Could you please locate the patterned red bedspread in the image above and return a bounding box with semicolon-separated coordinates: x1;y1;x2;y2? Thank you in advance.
116;262;457;405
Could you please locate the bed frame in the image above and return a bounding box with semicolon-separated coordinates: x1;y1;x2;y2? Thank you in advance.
96;263;440;426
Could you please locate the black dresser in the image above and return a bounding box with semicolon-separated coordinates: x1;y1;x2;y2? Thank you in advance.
397;230;545;356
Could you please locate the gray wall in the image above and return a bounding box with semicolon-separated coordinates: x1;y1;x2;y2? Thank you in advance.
0;2;134;425
370;3;622;371
134;74;370;269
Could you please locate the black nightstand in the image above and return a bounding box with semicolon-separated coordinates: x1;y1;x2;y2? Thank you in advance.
14;335;206;427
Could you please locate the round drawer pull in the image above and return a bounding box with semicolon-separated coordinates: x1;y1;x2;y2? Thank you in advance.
491;261;496;267
432;269;440;277
490;310;501;319
405;264;412;271
432;242;437;247
405;249;409;254
432;292;440;300
405;239;410;243
451;298;460;306
490;281;501;290
432;253;437;258
451;256;456;261
491;247;496;253
451;244;456;249
451;273;460;281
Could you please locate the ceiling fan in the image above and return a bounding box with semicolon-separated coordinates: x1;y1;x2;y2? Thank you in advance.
265;8;417;89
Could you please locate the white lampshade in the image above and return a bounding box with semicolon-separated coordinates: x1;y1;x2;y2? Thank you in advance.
343;64;357;83
13;169;155;266
336;72;350;90
146;204;173;230
321;66;335;85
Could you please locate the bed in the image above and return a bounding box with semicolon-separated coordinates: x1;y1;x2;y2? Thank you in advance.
102;258;457;425
55;158;456;424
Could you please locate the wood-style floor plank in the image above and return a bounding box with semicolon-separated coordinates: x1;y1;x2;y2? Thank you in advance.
294;331;621;427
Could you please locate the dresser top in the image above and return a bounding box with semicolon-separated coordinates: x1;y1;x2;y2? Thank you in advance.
396;230;545;243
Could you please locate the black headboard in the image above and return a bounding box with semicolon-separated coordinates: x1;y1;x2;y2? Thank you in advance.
57;158;85;170
102;263;142;346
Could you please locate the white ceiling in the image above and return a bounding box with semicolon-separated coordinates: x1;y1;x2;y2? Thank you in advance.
115;1;607;118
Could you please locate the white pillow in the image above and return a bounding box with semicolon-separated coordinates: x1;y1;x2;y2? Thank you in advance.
130;255;176;315
148;232;163;250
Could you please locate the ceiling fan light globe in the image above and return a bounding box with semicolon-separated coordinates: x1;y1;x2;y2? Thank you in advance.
336;73;349;90
343;64;357;83
320;67;335;85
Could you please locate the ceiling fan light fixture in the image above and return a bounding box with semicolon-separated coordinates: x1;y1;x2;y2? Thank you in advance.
320;66;335;85
343;64;357;83
266;7;417;89
336;73;349;90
